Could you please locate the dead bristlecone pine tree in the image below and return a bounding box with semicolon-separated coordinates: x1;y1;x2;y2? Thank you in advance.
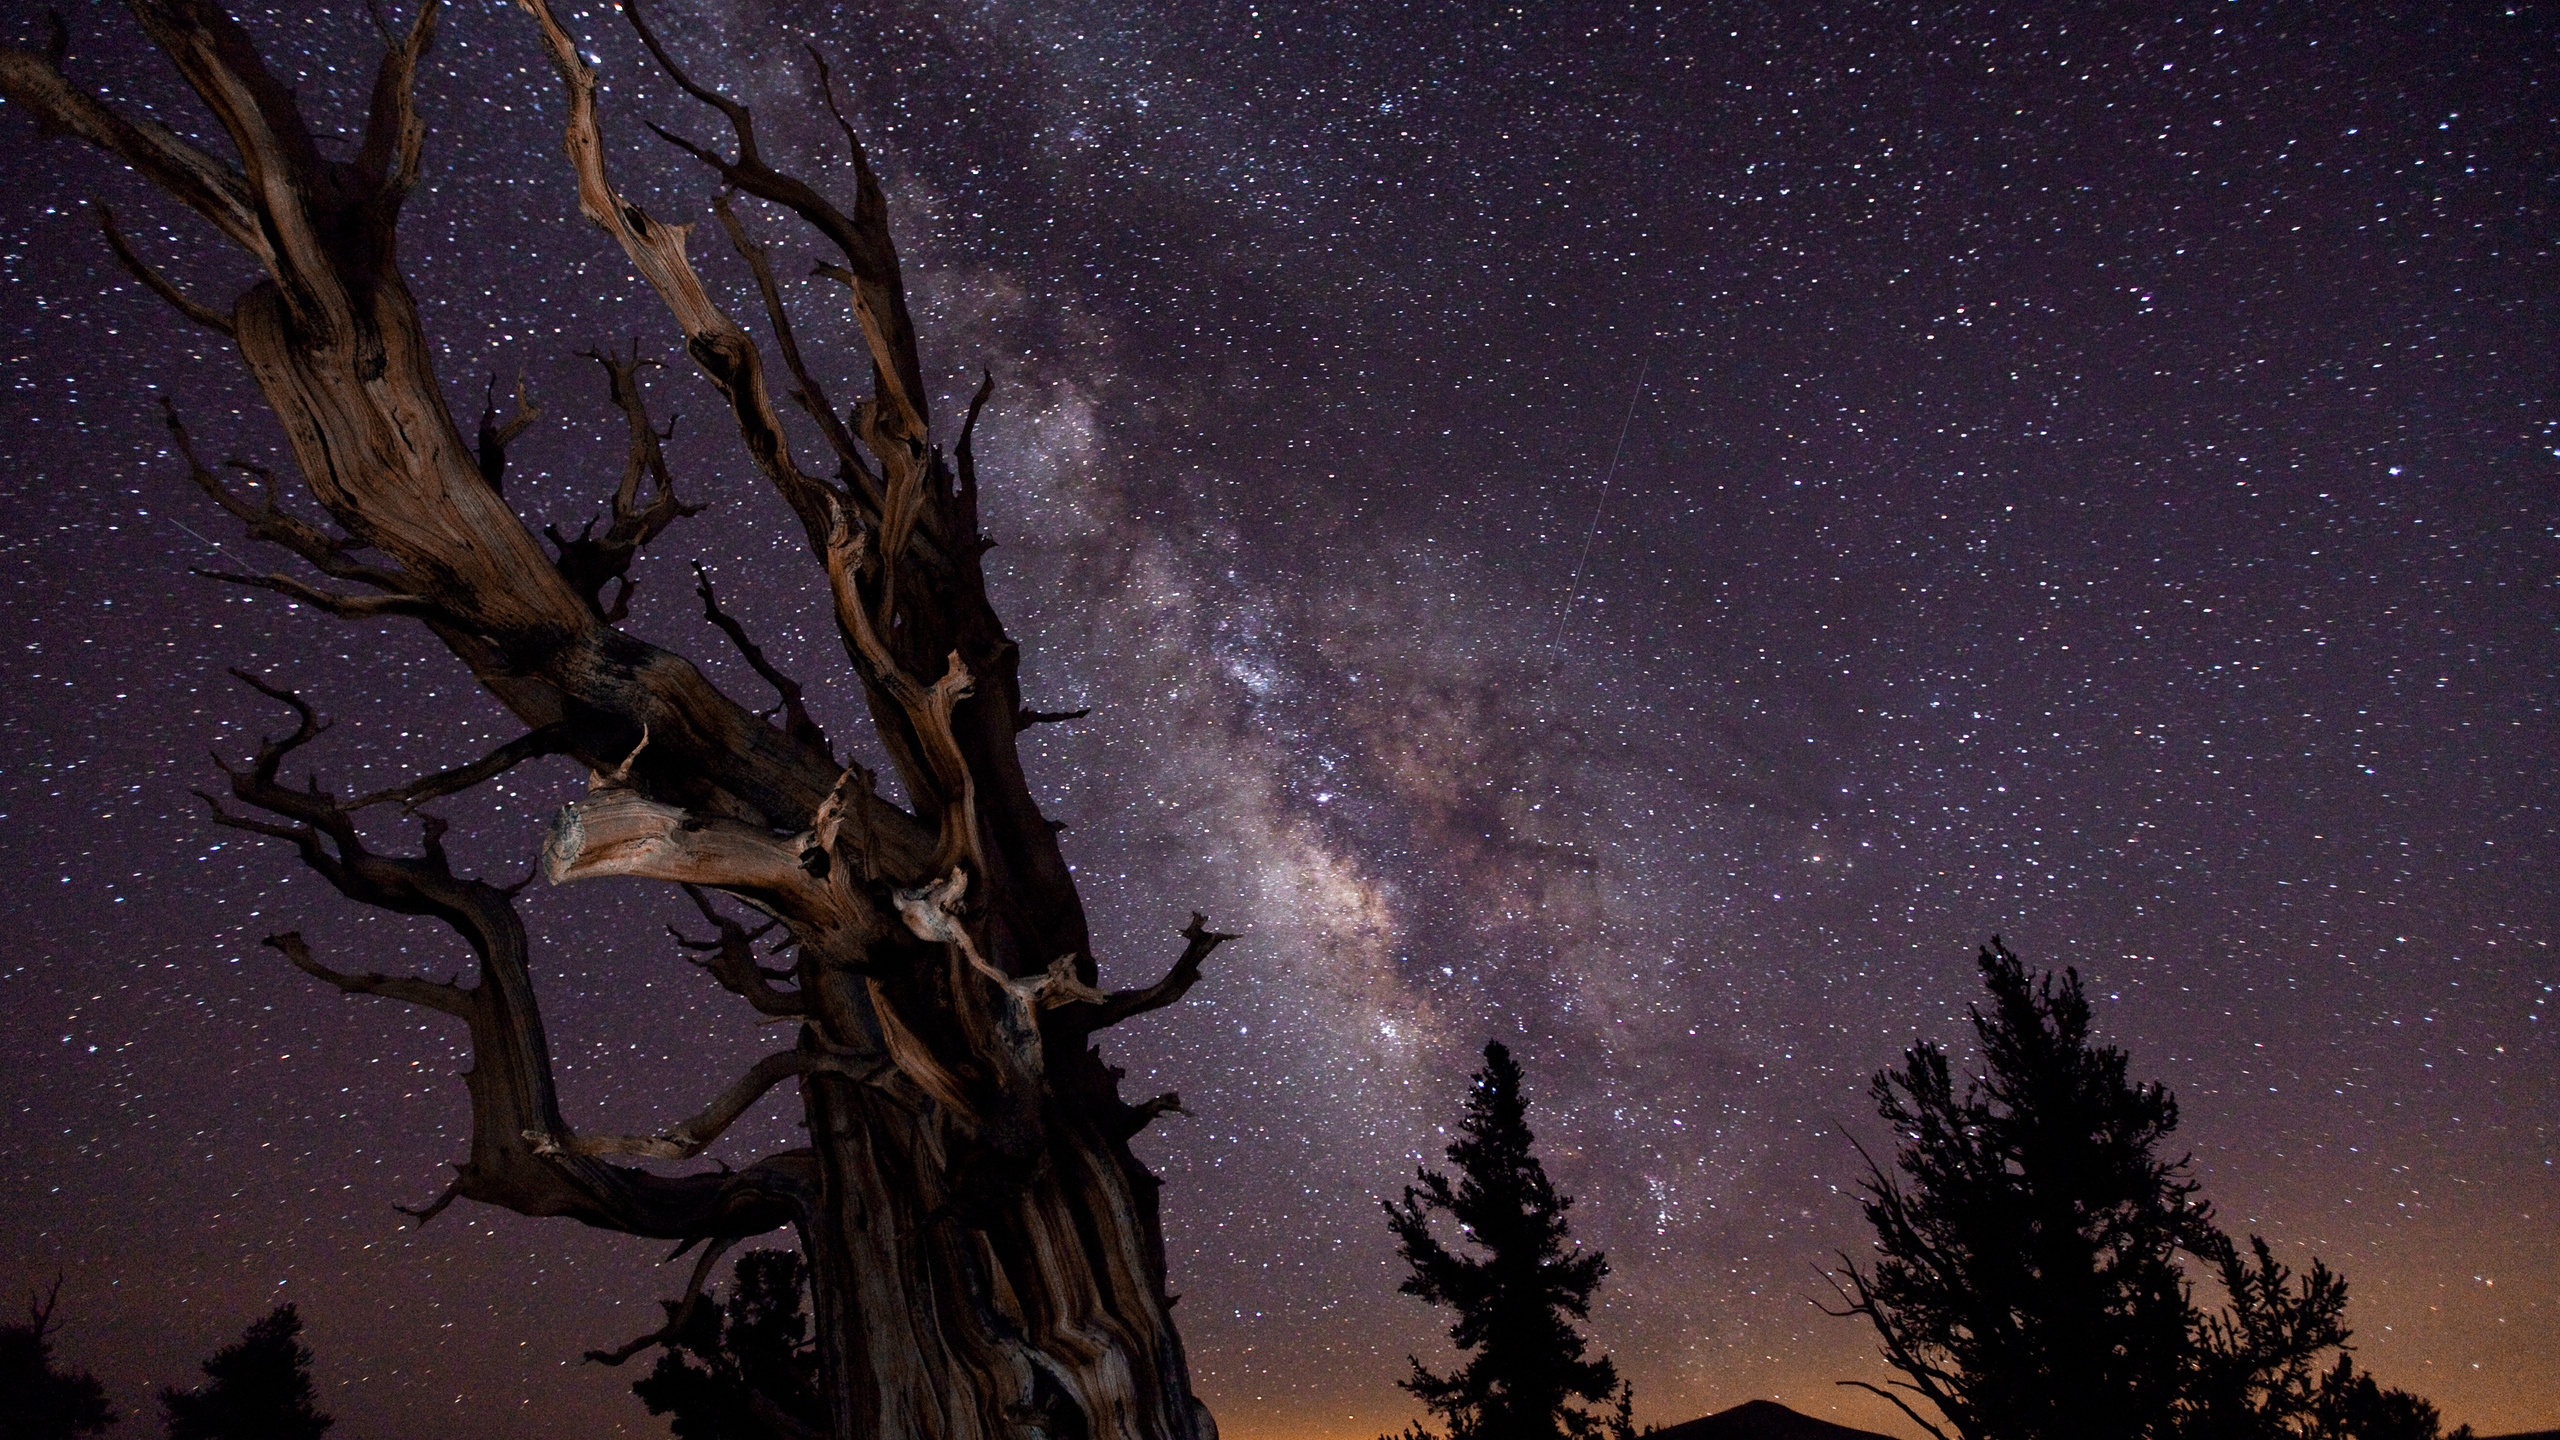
0;5;1237;1439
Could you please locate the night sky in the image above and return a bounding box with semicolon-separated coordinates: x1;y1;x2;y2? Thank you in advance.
2;1;2552;1437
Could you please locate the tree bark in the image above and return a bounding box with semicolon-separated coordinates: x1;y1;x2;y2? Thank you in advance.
0;4;1230;1437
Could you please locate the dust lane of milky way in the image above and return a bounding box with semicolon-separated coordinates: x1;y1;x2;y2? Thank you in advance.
0;2;2550;1437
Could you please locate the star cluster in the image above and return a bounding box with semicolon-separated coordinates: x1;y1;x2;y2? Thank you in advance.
0;2;2550;1438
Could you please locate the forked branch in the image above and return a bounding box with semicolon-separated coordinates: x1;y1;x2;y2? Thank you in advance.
476;372;539;491
96;204;233;335
513;0;842;552
205;676;816;1242
547;343;702;619
162;402;415;592
584;1235;740;1365
693;562;830;763
616;0;929;456
1083;913;1239;1031
527;1048;883;1161
672;884;805;1018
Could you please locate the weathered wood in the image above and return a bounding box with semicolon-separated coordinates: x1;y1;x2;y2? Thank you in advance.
0;3;1229;1437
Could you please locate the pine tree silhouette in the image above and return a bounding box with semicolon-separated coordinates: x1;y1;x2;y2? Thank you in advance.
1830;939;2203;1440
631;1249;825;1440
2303;1356;2470;1440
1832;939;2470;1440
0;1281;118;1439
1383;1041;1631;1440
159;1304;331;1440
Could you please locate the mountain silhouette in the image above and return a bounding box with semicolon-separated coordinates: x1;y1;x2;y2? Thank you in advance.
1649;1399;1899;1440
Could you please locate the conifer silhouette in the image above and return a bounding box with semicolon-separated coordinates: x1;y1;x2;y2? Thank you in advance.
0;1281;118;1439
1831;939;2470;1440
631;1250;825;1440
159;1304;330;1440
1384;1041;1631;1440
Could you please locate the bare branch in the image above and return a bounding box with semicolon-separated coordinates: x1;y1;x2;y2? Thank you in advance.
229;667;324;759
710;191;874;495
352;0;439;206
161;401;418;591
692;561;829;762
673;883;805;1017
545;343;702;619
1819;1250;1963;1440
0;24;269;257
584;1236;739;1365
23;1274;66;1339
1834;1381;1955;1440
96;205;234;336
475;371;539;491
196;789;309;846
820;509;982;869
513;0;842;551
265;930;473;1018
1118;1091;1188;1139
394;1176;463;1226
606;727;651;785
527;1049;882;1161
616;0;929;454
1015;705;1090;732
350;722;577;811
194;566;464;622
1085;913;1239;1030
952;367;995;542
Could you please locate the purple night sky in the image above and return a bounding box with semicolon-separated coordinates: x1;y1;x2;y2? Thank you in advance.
2;2;2552;1436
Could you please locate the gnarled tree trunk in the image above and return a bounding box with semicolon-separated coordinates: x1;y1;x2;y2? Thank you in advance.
0;4;1230;1437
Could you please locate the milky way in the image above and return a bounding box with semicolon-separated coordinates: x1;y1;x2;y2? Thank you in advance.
1;3;2551;1437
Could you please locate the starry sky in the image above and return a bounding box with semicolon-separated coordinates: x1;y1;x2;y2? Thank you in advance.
1;1;2553;1437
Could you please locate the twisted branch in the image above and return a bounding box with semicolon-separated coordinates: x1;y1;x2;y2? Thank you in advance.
528;1048;882;1161
546;342;703;620
96;204;233;335
193;565;465;622
584;1235;740;1365
710;192;873;493
1083;914;1239;1031
672;884;805;1018
201;675;815;1241
693;562;830;763
476;371;539;491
